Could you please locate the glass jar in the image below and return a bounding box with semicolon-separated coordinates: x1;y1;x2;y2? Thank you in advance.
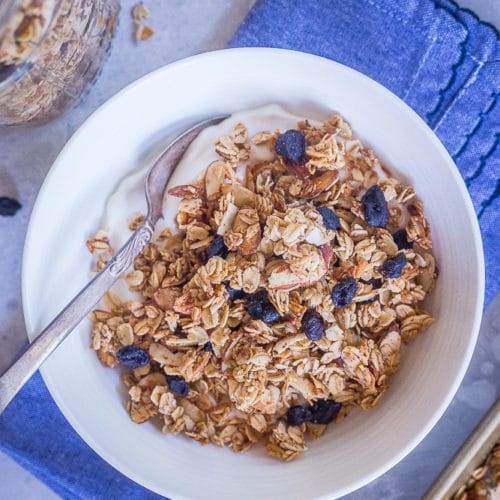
0;0;119;126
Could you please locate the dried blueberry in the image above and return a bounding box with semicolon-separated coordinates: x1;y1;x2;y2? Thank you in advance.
166;375;189;396
203;342;213;352
172;325;184;337
309;399;342;424
392;229;413;250
360;277;383;289
381;253;407;278
332;277;358;307
247;290;280;323
301;310;324;341
0;197;22;217
287;406;312;426
317;207;340;231
361;185;389;228
0;64;16;82
207;235;229;259
224;281;247;300
116;345;150;368
275;130;306;162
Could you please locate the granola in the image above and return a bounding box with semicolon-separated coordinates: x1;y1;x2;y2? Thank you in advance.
452;442;500;500
88;113;438;461
0;0;56;66
131;3;154;42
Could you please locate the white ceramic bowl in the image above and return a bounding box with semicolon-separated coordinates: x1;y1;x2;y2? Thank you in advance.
22;48;484;499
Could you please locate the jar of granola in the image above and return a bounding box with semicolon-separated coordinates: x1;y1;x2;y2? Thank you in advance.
0;0;119;126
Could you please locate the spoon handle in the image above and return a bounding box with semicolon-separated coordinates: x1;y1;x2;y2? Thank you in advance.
0;221;154;415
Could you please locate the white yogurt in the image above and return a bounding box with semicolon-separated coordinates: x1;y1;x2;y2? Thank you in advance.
99;104;327;299
101;104;326;248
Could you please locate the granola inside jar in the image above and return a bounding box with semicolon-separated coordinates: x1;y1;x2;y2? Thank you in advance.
0;0;119;126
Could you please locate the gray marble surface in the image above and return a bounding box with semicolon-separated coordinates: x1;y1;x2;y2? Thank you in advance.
0;0;498;498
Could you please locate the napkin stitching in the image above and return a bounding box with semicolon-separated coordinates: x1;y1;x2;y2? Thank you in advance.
403;34;438;100
364;0;428;36
478;177;500;219
433;58;484;131
429;0;499;146
365;0;470;125
442;0;500;38
453;91;498;160
426;0;470;126
465;136;499;188
469;54;500;64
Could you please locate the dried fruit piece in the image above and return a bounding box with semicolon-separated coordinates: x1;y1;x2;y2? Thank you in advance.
224;281;246;300
301;310;324;341
382;253;407;278
309;399;341;424
317;207;340;230
360;277;383;289
392;229;413;250
207;235;229;259
247;290;280;323
362;185;389;227
332;277;358;307
88;112;437;463
0;197;21;216
166;375;189;396
275;130;306;161
0;64;15;81
287;406;312;426
116;345;150;368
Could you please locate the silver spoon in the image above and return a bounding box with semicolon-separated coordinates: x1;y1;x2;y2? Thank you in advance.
0;115;228;415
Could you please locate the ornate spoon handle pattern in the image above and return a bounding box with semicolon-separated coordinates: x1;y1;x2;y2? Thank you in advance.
0;115;228;415
108;221;154;277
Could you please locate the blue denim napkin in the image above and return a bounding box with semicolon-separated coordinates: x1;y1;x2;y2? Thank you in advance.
231;0;499;306
1;1;498;498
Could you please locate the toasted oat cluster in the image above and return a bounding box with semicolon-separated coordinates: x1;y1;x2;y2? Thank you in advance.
88;115;438;461
452;442;500;500
131;3;154;42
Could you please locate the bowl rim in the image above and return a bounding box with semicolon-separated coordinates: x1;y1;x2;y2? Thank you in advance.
21;47;485;499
